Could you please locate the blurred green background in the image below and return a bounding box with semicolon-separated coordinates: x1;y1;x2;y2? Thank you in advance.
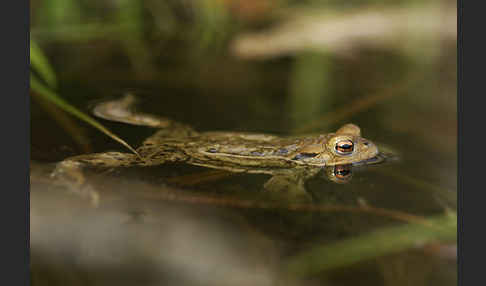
30;0;457;285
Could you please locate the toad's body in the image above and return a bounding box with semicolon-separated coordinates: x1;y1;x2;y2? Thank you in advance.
52;95;384;203
71;95;379;170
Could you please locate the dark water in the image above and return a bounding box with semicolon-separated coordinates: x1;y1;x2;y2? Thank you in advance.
30;2;456;285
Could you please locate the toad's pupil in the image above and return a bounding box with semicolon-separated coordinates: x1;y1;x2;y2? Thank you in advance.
335;140;354;154
336;169;350;177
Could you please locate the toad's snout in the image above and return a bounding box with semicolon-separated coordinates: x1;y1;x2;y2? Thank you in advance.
358;138;379;160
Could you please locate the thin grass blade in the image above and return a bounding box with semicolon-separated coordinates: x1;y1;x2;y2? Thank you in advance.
285;212;456;277
30;74;140;157
30;39;57;88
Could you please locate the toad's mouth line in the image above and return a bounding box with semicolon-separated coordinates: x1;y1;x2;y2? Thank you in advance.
351;152;398;167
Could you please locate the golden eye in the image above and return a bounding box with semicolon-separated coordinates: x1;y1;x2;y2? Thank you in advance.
334;165;353;181
335;140;354;155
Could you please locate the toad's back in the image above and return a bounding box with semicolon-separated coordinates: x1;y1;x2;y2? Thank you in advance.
93;94;380;168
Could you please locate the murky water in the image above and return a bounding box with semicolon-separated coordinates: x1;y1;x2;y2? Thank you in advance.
31;1;456;285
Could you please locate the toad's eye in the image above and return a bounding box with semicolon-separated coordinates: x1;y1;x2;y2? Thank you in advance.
334;165;353;181
335;140;354;155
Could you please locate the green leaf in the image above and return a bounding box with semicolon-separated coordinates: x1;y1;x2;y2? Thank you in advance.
285;212;456;277
30;39;57;88
30;74;140;157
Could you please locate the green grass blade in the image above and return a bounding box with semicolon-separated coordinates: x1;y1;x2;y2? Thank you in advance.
30;39;57;88
30;74;140;157
285;212;456;277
